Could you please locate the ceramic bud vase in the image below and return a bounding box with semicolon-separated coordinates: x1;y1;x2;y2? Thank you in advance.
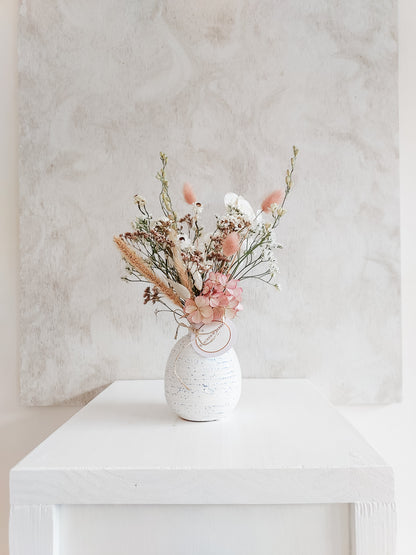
164;330;241;422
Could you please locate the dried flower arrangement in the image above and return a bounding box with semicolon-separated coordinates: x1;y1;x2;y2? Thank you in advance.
114;148;298;330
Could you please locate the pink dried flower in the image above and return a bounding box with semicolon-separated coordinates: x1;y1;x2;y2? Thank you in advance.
222;232;240;257
225;279;243;301
183;182;197;205
200;272;243;322
202;272;228;296
212;306;226;321
209;292;230;309
211;296;242;321
224;295;243;319
261;190;284;213
184;296;213;324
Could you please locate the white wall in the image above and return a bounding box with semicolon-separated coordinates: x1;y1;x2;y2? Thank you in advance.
0;3;78;552
1;1;415;554
17;0;401;407
339;1;416;552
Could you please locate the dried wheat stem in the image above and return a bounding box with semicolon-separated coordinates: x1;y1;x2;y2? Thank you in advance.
114;236;183;308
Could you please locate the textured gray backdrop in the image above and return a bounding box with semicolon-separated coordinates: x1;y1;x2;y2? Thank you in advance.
18;0;400;405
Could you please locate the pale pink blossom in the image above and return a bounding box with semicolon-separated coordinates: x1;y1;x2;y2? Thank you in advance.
184;296;213;324
209;292;230;309
212;298;242;321
224;279;243;300
222;232;240;257
183;182;197;205
212;306;226;321
224;296;242;319
261;190;284;213
209;271;228;286
199;272;243;321
202;272;228;296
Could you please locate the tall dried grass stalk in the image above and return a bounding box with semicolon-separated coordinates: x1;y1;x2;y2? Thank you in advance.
169;232;193;294
114;236;183;308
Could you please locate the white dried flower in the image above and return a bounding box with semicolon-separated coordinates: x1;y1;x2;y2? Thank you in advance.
134;194;146;209
224;192;256;222
193;202;203;216
167;279;191;300
189;262;203;291
177;234;192;250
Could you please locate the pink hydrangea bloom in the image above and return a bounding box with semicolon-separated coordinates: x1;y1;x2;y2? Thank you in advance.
225;278;243;301
223;295;242;319
202;277;220;296
193;272;243;323
209;292;230;309
202;272;228;294
184;296;214;324
212;296;242;321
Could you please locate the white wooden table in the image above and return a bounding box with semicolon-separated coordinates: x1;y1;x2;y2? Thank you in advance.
9;379;395;555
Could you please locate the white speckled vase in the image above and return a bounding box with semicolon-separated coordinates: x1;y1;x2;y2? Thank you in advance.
164;332;241;422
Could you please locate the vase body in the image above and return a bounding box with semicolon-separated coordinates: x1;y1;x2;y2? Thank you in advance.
164;332;241;421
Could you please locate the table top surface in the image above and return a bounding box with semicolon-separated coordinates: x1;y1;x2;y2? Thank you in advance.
15;379;386;471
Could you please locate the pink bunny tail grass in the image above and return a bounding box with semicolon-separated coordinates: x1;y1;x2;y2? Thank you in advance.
261;190;284;212
222;232;240;257
183;182;197;204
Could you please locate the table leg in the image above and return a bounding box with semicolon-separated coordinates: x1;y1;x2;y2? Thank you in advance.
9;505;58;555
350;502;396;555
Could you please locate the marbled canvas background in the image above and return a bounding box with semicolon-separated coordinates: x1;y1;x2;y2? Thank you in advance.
18;0;400;405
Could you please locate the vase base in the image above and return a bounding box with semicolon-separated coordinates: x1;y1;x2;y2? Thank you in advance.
177;414;229;423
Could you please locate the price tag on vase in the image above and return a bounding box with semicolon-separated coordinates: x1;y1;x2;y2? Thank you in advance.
190;319;237;358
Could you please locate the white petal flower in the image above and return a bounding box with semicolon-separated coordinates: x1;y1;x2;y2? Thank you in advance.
177;234;192;250
224;192;239;208
193;202;203;215
224;192;256;222
167;279;191;300
189;262;203;291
